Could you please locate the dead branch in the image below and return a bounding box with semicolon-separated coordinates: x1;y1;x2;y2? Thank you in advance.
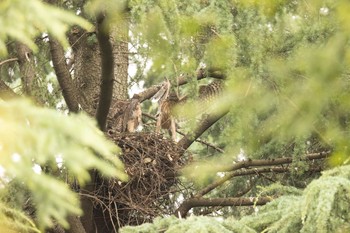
175;196;272;218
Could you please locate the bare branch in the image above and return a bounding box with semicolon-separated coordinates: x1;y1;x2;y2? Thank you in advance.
177;130;224;153
175;161;324;218
177;109;229;151
219;151;330;172
197;178;257;216
49;37;79;113
95;13;114;131
194;152;329;198
0;57;18;66
175;196;271;218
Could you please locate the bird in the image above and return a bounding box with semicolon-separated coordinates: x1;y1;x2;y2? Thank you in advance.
197;80;224;115
153;80;180;141
123;96;143;133
154;79;224;141
156;92;181;141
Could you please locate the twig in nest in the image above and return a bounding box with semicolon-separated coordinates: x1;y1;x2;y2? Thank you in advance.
97;132;186;226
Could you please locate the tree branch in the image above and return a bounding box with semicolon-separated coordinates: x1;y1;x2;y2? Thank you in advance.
177;130;224;153
219;151;331;172
80;13;115;233
166;151;329;180
194;152;330;198
137;68;226;102
195;165;323;198
177;109;229;151
95;13;114;131
49;37;79;113
197;178;257;216
175;197;271;218
0;57;18;66
175;160;324;218
142;112;224;153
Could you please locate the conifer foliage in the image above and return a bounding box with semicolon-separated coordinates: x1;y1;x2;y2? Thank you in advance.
121;165;350;233
1;0;350;232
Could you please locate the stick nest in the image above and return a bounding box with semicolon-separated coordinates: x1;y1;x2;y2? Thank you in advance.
95;132;186;227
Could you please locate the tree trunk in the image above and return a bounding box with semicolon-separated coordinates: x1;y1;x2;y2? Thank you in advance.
66;216;87;233
70;14;129;232
72;31;102;116
69;30;101;233
111;14;129;100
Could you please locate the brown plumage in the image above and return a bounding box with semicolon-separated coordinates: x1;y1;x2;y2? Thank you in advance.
155;80;224;141
123;97;142;133
199;80;224;102
156;93;179;141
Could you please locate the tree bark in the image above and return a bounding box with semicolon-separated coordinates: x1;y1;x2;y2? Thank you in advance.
111;14;129;100
80;175;97;233
177;109;229;151
72;30;102;116
16;42;36;95
66;215;87;233
95;13;114;131
70;28;101;233
49;36;79;113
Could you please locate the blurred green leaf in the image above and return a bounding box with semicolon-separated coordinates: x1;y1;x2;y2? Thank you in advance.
0;0;93;56
0;99;127;230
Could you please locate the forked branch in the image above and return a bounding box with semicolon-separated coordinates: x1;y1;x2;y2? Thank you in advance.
174;151;329;217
